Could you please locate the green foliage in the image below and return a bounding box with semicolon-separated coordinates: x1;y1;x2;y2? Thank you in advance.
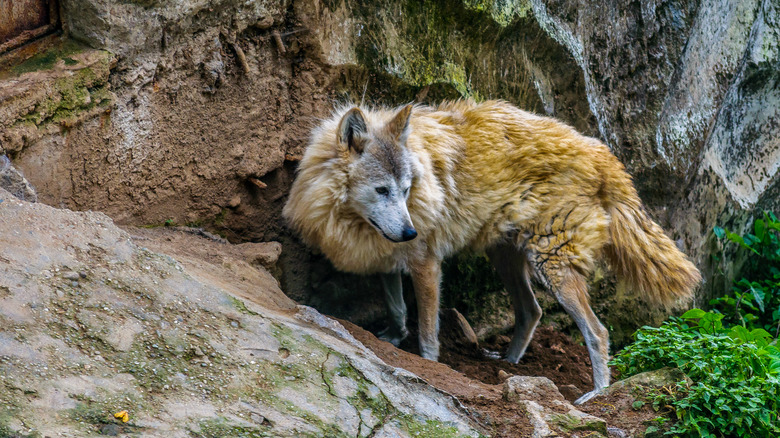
616;213;780;436
612;309;780;437
712;211;780;334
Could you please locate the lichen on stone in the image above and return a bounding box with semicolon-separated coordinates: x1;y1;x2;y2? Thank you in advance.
461;0;531;26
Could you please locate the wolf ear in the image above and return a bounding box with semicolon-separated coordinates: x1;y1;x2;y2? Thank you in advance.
337;108;367;154
386;104;413;143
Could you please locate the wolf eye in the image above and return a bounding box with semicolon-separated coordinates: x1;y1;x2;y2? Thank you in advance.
375;187;389;195
403;187;410;195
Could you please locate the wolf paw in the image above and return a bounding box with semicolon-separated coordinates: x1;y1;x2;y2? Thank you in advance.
480;349;502;360
377;326;409;347
574;388;604;405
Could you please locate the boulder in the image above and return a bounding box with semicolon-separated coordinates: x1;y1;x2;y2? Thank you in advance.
602;367;692;397
0;155;37;202
0;187;481;437
504;375;565;403
504;375;608;437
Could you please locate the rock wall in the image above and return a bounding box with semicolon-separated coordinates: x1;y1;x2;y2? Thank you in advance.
1;0;778;343
529;0;780;302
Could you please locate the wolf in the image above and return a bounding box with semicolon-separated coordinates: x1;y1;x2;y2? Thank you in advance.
283;100;701;404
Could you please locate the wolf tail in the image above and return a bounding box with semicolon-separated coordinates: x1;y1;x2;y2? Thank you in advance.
602;169;701;307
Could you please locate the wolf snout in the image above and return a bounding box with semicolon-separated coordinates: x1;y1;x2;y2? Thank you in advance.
401;227;418;242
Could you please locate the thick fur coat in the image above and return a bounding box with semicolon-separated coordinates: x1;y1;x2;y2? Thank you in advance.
283;100;701;404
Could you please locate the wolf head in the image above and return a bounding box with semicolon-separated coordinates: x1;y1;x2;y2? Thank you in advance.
338;104;417;243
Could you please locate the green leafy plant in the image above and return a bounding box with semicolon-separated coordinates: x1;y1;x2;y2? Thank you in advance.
712;212;780;334
612;309;780;437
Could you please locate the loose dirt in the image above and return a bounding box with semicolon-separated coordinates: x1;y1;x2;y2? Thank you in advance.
343;320;657;437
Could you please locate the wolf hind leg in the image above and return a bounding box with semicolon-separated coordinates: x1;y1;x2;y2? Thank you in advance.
487;243;542;364
536;262;610;405
377;271;409;347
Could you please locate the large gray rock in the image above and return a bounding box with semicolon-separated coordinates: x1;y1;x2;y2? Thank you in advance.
0;187;480;437
0;156;37;202
503;376;608;437
602;367;692;396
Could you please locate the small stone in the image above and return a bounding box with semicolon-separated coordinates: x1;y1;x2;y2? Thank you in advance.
99;423;120;436
602;367;692;396
71;281;79;288
498;370;510;381
608;426;629;437
192;346;205;357
495;334;511;345
504;376;565;403
228;195;241;208
250;413;265;424
255;15;274;29
79;271;88;278
549;409;607;436
559;384;584;403
235;242;282;269
63;271;80;281
439;308;478;353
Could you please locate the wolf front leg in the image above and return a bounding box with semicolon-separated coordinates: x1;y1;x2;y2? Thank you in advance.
410;257;442;361
377;271;409;347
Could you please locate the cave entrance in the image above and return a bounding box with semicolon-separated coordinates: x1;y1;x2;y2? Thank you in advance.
0;0;60;62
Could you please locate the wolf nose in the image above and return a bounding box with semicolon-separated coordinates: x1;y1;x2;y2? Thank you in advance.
401;227;418;242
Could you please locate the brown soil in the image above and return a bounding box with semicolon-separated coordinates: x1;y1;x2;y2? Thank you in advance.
341;320;536;437
342;320;656;437
441;326;595;391
578;386;672;437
